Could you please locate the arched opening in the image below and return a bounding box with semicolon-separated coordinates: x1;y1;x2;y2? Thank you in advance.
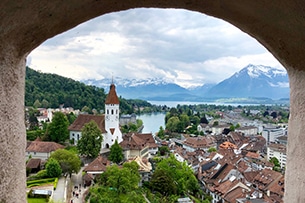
106;143;110;149
1;1;305;202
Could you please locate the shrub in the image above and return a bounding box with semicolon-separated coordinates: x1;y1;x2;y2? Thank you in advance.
53;178;58;190
27;178;56;187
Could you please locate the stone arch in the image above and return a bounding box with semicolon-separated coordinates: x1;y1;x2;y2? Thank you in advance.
1;1;305;202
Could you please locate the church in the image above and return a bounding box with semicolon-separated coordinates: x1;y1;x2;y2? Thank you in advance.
68;82;123;150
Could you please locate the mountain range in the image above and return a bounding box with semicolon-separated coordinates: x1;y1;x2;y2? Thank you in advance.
82;64;290;103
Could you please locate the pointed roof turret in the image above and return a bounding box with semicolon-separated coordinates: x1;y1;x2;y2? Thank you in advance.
105;83;119;104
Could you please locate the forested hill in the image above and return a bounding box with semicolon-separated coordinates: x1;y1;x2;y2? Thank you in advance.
25;66;108;111
25;67;154;114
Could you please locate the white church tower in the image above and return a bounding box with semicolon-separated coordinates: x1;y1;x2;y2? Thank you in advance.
103;82;123;148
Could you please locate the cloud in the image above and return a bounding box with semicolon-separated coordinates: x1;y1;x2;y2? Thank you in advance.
28;8;284;88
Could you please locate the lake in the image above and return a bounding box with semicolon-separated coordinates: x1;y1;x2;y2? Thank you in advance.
137;100;273;134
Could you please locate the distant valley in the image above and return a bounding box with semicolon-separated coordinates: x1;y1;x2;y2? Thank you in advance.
82;64;290;104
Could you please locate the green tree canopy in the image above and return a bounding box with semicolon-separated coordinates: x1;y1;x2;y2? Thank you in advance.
150;155;200;196
166;116;180;132
157;126;165;139
50;149;81;176
108;140;124;164
77;121;102;158
97;162;140;195
46;112;69;143
45;158;62;178
208;147;217;153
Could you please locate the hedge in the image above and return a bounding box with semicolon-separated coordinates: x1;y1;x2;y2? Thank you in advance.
53;178;58;190
27;178;56;187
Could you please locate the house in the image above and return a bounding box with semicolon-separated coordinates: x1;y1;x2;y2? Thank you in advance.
173;147;203;171
211;124;231;135
68;82;123;149
252;168;284;202
182;136;216;152
120;133;158;159
26;158;41;173
262;127;285;144
119;113;137;126
219;141;237;149
197;123;212;134
127;156;152;185
83;155;110;185
275;135;288;145
26;140;65;161
236;126;258;136
267;143;287;169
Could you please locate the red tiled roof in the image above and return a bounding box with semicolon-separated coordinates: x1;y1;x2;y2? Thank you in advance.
253;169;283;190
120;133;157;150
105;84;119;104
219;141;237;149
26;158;41;169
245;151;260;159
224;186;249;202
84;156;110;172
68;114;106;133
26;141;65;153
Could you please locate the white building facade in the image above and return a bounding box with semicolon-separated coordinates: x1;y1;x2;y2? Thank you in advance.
102;83;123;149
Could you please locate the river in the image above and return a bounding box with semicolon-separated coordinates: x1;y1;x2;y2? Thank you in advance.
137;112;166;134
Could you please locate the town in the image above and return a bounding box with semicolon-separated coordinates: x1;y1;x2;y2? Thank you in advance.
25;83;288;203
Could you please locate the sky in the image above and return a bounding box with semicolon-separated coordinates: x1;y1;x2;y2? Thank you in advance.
27;8;284;88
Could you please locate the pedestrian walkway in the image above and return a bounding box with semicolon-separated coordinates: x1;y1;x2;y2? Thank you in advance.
69;167;89;203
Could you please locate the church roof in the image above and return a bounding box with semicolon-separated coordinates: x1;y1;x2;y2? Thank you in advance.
105;83;119;104
68;114;106;133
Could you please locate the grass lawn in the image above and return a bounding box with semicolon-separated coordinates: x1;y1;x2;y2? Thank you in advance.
27;198;47;203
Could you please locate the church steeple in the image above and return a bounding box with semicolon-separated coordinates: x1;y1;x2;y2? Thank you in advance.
103;82;122;149
105;83;119;104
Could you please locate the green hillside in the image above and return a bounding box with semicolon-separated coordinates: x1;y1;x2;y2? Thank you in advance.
25;67;154;114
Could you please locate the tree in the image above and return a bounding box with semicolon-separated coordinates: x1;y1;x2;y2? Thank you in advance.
46;112;69;143
150;155;200;196
28;107;40;130
89;162;143;202
98;162;140;195
150;169;177;196
208;147;217;153
200;115;209;124
77;121;102;158
45;158;62;178
270;157;281;171
158;146;169;156
108;140;124;164
50;149;81;176
33;99;41;108
157;126;165;139
66;112;77;124
41;99;49;108
166;116;180;132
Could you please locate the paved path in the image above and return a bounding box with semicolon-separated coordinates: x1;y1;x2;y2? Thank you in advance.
69;168;89;203
51;167;89;203
52;176;67;203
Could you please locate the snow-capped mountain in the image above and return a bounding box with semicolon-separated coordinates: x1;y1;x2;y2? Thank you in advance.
206;64;289;99
82;64;290;101
82;77;194;100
